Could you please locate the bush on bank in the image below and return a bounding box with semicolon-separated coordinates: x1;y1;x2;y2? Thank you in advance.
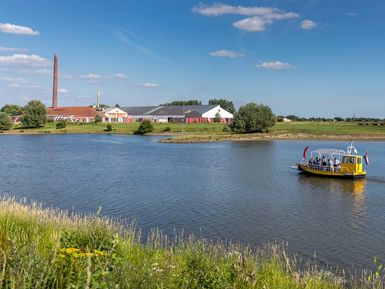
0;197;382;289
0;112;13;130
135;119;154;135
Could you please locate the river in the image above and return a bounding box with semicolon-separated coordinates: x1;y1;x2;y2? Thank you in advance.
1;134;384;270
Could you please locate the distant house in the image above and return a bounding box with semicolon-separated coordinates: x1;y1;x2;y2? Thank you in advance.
102;108;129;123
47;107;100;122
120;105;233;123
11;116;22;123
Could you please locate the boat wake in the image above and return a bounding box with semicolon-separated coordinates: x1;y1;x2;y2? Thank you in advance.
365;176;385;184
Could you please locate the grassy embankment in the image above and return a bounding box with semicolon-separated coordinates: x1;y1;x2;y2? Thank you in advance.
0;197;383;289
2;121;385;142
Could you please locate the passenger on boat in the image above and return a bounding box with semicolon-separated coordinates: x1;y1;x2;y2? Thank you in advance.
328;158;334;172
334;158;341;171
322;156;327;166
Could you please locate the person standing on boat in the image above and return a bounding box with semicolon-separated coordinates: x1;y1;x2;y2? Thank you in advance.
329;158;334;172
322;156;327;169
334;158;341;171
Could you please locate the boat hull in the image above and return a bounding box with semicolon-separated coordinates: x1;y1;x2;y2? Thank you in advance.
297;164;366;179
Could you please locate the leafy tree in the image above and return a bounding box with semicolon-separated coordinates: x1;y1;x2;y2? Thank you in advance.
0;112;13;130
135;119;153;135
1;104;24;116
208;99;235;114
286;115;301;121
161;100;202;106
214;112;221;122
231;103;276;133
95;115;102;123
21;100;47;128
115;104;120;108
100;104;110;109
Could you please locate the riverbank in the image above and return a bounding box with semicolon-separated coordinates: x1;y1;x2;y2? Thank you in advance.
0;197;381;288
1;122;385;143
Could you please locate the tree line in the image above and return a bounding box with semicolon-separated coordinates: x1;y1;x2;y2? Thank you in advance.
0;100;47;131
277;115;385;122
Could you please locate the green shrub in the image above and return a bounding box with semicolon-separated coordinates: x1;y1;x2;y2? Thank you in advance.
56;121;67;129
135;120;153;135
222;125;231;133
95;115;102;123
0;112;13;130
105;124;113;132
163;126;171;132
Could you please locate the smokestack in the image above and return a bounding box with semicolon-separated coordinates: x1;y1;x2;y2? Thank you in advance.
96;90;100;109
52;53;58;108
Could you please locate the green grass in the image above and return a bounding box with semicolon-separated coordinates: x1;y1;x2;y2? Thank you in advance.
4;122;385;143
0;197;383;288
10;122;228;135
270;122;385;136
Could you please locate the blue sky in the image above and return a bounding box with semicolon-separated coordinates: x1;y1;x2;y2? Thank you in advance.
0;0;384;117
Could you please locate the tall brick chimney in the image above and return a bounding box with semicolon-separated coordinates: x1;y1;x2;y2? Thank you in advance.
52;53;58;108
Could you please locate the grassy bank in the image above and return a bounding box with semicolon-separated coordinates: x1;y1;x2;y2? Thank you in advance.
1;122;385;143
0;197;383;288
3;122;227;135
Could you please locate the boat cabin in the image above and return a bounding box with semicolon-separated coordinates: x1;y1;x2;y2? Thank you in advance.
341;155;364;174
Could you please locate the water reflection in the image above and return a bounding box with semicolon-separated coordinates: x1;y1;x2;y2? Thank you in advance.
298;175;367;221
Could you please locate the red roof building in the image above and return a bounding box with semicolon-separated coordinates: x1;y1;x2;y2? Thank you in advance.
47;106;100;122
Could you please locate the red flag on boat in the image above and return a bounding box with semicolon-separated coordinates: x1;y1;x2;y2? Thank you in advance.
364;151;369;165
303;146;309;159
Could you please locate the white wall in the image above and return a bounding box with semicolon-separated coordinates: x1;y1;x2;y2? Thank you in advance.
202;106;233;119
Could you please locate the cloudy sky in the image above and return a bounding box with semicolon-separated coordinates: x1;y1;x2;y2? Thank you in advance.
0;0;384;117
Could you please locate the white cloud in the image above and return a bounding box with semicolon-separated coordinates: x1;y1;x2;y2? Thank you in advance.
300;20;317;30
210;50;244;58
0;46;28;52
0;76;38;88
0;54;50;66
80;73;103;80
233;17;270;32
0;23;39;35
256;61;293;70
34;68;51;75
80;73;103;83
193;4;281;16
115;73;126;79
193;3;299;32
58;88;68;94
1;76;35;85
347;12;358;16
134;82;160;88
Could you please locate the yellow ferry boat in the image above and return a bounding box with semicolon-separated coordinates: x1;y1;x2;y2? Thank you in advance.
296;143;367;179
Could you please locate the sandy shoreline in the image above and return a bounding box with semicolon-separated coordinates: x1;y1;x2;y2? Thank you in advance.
159;133;385;143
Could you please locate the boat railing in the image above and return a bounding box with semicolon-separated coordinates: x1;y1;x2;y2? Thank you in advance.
305;163;349;173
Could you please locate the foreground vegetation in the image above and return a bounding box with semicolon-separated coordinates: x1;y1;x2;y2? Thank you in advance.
0;197;383;289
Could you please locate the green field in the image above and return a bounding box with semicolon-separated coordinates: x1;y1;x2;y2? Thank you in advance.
3;121;385;140
8;122;227;135
270;122;385;136
0;197;382;289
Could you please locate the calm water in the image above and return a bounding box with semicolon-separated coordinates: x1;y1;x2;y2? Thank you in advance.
1;134;385;270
